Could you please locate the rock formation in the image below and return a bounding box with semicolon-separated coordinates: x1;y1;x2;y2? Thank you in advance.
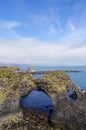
0;67;86;130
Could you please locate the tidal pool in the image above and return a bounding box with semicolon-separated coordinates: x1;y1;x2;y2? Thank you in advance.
67;90;77;101
32;74;43;79
20;90;53;117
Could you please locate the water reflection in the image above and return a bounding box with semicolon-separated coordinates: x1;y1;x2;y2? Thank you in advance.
20;90;53;117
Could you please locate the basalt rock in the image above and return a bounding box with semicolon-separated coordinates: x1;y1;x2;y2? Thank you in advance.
0;68;86;130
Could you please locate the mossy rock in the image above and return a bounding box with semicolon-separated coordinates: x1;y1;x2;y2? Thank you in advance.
0;67;85;130
0;67;35;104
35;71;74;99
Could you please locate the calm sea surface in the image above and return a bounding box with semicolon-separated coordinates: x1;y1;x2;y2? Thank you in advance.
19;65;86;90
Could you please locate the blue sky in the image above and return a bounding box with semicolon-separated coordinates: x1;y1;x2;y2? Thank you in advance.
0;0;86;65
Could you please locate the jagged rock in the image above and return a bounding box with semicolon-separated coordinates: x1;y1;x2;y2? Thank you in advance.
0;68;86;130
36;71;86;130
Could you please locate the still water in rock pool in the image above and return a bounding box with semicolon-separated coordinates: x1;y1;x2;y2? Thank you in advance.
67;90;77;101
20;90;53;117
32;74;43;79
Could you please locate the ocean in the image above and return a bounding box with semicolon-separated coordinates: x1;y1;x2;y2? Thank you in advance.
18;65;86;90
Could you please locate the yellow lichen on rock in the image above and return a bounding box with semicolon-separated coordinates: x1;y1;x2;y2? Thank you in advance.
35;71;74;99
0;66;35;104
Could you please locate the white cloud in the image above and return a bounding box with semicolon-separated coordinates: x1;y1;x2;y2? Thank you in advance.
0;38;86;65
49;27;58;34
67;22;75;31
0;21;21;29
0;21;21;39
48;27;58;35
59;24;86;45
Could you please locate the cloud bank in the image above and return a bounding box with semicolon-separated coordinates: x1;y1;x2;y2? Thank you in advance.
0;0;86;66
0;38;86;65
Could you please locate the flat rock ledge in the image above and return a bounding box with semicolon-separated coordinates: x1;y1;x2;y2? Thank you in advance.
0;68;86;130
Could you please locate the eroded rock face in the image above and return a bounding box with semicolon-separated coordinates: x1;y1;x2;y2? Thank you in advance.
0;68;86;130
0;67;35;129
0;94;19;117
34;71;86;130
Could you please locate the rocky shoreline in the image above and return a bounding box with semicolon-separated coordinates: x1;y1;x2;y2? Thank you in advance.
22;69;81;74
0;66;86;130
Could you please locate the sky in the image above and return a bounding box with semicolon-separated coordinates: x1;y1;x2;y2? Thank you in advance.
0;0;86;66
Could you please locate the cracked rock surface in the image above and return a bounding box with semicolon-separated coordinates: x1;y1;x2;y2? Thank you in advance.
0;67;86;130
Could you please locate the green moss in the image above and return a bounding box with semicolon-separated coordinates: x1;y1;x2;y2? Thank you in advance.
0;67;35;104
37;71;70;91
0;88;9;104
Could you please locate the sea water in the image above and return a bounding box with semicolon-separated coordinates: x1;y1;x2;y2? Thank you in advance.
18;65;86;90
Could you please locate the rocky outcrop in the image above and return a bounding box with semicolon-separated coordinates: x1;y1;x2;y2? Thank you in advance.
0;67;86;130
0;67;35;121
38;72;86;130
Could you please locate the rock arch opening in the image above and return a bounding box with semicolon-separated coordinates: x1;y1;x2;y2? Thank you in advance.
20;90;53;124
67;90;77;101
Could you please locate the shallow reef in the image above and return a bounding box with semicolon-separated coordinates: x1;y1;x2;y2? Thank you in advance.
0;66;86;130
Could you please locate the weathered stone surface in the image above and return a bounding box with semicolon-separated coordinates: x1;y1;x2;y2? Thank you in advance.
0;67;86;130
35;71;86;130
0;94;19;116
0;67;35;119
